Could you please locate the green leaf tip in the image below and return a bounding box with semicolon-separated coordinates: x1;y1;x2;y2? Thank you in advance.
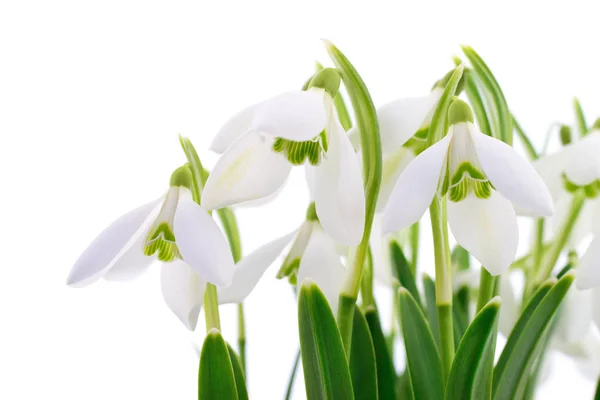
448;98;475;125
593;117;600;130
308;67;340;97
170;164;193;189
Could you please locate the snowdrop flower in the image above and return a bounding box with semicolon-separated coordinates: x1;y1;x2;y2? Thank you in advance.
535;122;600;289
67;165;234;288
201;68;365;246
383;99;553;275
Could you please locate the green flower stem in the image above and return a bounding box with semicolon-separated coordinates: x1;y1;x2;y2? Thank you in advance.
512;116;538;160
476;268;497;312
360;247;375;309
535;191;585;285
409;222;420;275
523;219;546;302
237;303;246;372
204;283;221;332
429;197;454;382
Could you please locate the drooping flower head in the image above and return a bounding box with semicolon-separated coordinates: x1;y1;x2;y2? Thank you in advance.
201;68;365;246
383;99;553;275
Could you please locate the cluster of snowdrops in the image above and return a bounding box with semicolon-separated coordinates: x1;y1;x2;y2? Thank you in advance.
66;41;600;399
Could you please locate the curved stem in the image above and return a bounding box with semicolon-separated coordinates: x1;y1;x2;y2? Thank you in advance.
512;116;538;160
204;284;221;332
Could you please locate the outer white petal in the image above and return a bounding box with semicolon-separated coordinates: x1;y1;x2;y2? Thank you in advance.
377;90;441;154
160;261;206;331
378;147;415;211
564;133;600;186
305;164;316;200
210;103;261;154
66;198;162;287
448;191;518;275
470;125;553;217
593;287;600;331
218;231;296;304
533;149;572;202
576;236;600;290
314;121;366;245
555;286;592;344
251;90;327;141
296;228;345;311
174;189;235;286
499;272;519;337
201;130;292;210
382;132;453;233
103;233;154;281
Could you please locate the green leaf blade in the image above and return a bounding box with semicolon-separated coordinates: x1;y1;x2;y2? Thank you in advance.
398;288;444;400
390;241;423;309
226;343;248;400
350;306;378;400
365;307;396;399
298;280;354;400
445;297;501;400
198;329;239;400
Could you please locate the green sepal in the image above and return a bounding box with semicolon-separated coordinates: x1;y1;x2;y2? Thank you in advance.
198;328;239;400
298;280;354;400
461;46;512;145
226;343;248;400
365;307;396;400
349;306;378;400
397;288;444;400
445;297;500;400
308;67;341;98
492;273;574;400
427;65;465;147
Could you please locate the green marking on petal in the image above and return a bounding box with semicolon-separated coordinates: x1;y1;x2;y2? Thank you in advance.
403;126;429;155
144;222;180;262
562;173;600;198
448;162;493;202
272;135;326;166
306;202;319;222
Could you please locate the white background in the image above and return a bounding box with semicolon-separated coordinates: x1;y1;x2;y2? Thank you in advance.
1;0;598;398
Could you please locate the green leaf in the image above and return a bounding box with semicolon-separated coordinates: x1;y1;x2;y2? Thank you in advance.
574;97;588;136
298;280;354;400
512;116;538;160
397;288;444;400
427;64;464;146
198;329;238;400
462;69;492;136
398;371;415;400
350;307;378;400
390;241;423;309
325;40;381;243
492;273;575;400
179;135;209;203
226;343;248;400
461;46;512;145
594;375;600;400
365;307;396;400
445;297;500;400
216;207;243;263
423;274;441;348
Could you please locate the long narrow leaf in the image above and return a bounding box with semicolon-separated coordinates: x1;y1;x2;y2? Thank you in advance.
445;297;500;399
398;288;444;400
227;343;248;400
365;307;396;399
390;241;423;309
350;307;378;399
198;329;239;400
423;274;441;348
298;280;354;400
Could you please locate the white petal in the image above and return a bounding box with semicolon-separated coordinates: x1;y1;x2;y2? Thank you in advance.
66;198;161;287
564;133;600;185
382;132;452;233
533;149;572;202
447;191;518;275
593;287;600;331
218;231;296;304
296;228;345;311
576;236;600;290
555;286;592;344
314;122;366;245
251;90;327;141
305;164;316;200
498;272;518;337
470;125;553;217
369;214;395;286
174;189;235;286
210;103;261;154
378;147;415;211
160;261;206;331
592;198;600;235
201;130;292;210
377;90;441;154
103;233;154;281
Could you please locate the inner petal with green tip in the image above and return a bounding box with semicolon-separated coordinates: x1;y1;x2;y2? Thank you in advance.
562;173;600;198
143;186;182;262
272;131;327;166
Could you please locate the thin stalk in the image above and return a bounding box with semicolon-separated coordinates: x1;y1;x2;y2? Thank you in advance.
360;247;375;309
409;222;420;275
284;350;301;400
204;284;221;332
512;116;538;160
429;197;454;382
237;303;246;373
523;219;545;302
535;191;585;284
476;268;497;312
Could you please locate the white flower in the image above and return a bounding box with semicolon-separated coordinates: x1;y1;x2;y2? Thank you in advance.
382;99;553;275
534;130;600;289
201;68;365;246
